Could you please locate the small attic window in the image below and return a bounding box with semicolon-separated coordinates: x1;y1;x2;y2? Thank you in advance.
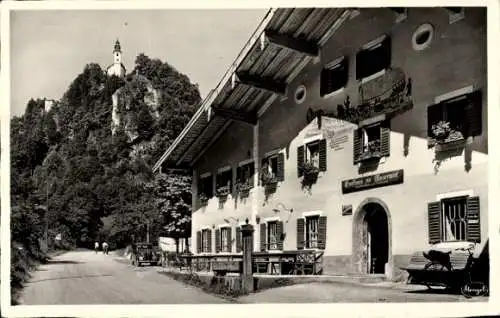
320;57;348;97
446;7;465;24
295;85;307;104
412;23;434;51
356;35;392;81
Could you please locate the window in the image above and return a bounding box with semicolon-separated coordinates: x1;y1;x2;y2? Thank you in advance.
305;216;320;248
267;221;279;250
199;174;213;202
218;227;231;253
356;35;391;80
306;141;320;169
353;121;390;163
297;139;327;176
446;7;464;24
259;220;284;251
215;168;232;196
428;196;481;244
261;152;284;185
442;197;467;241
361;125;381;154
297;215;327;250
201;229;211;253
236;226;243;252
295;85;307;104
427;90;482;144
237;162;255;188
320;57;348;97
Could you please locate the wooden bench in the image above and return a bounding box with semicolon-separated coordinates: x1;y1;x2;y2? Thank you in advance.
402;250;470;287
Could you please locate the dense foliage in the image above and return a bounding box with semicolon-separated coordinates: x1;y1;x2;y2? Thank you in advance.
11;54;200;254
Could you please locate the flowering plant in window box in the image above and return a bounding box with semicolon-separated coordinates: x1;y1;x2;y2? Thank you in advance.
359;139;382;161
260;168;278;186
299;161;320;176
431;121;465;150
431;121;455;141
216;185;231;197
198;193;209;205
236;180;253;195
299;161;320;193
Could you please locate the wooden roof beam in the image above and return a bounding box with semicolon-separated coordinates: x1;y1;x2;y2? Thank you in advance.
389;8;406;14
235;71;287;95
445;7;463;14
264;29;319;57
211;106;258;125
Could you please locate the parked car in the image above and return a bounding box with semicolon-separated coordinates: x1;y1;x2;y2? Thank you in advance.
130;242;160;267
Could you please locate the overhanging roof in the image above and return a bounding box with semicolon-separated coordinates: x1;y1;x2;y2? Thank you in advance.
153;8;352;172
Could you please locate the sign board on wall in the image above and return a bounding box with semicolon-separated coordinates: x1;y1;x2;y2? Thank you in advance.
341;169;404;194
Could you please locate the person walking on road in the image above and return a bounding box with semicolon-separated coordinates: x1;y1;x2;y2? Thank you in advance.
95;241;99;254
102;242;109;255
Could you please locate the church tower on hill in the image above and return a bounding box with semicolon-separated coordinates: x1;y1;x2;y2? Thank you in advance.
106;39;126;78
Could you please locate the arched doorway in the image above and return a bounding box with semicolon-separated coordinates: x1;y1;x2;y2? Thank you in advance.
352;198;392;277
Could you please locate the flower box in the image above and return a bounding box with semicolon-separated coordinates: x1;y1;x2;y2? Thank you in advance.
299;162;320;177
198;193;209;205
359;139;382;161
216;185;231;197
261;171;278;186
237;181;253;193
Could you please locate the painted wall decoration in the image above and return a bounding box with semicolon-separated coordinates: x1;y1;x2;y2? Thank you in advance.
306;67;414;127
304;116;357;150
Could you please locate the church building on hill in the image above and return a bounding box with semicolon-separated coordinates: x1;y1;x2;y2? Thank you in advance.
106;39;126;78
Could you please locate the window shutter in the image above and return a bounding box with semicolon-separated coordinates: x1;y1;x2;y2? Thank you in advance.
382;36;392;69
297;218;305;250
356;50;366;80
277;221;284;250
353;129;362;164
277;152;285;181
466;196;481;243
320;68;329;97
196;231;201;254
227;228;232;252
428;201;442;244
260;223;267;252
215;229;220;253
318;216;327;249
207;229;212;253
380;123;391;157
464;90;482;138
235;227;242;252
236;166;242;184
427;104;444;139
297;146;305;177
319;139;327;171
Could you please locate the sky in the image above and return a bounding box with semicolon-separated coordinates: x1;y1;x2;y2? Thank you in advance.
10;9;268;117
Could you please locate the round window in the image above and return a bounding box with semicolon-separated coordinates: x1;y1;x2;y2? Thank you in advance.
294;85;307;104
412;23;434;51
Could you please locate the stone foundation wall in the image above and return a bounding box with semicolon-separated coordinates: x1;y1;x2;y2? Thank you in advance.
323;254;413;282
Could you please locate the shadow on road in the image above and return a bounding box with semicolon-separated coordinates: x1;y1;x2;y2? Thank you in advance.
29;274;114;284
45;260;83;265
404;288;459;295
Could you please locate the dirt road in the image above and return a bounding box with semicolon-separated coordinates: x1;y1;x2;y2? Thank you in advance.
19;250;228;305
